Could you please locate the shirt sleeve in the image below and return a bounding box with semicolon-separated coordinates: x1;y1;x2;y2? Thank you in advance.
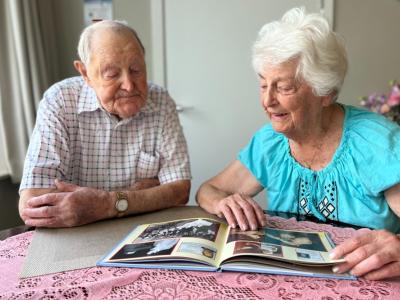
238;124;287;188
19;85;71;192
157;92;191;184
347;110;400;195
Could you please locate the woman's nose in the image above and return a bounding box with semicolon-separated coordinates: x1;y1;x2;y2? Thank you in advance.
262;87;277;108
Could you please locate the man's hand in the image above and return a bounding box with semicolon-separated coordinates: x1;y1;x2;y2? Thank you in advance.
330;230;400;280
21;180;112;228
215;193;266;231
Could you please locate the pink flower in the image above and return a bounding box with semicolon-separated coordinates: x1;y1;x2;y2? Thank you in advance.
360;80;400;125
387;84;400;107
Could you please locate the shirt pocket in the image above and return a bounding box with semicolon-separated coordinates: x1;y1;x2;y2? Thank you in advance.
136;151;160;180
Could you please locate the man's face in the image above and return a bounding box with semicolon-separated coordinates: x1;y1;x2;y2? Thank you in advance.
83;29;148;119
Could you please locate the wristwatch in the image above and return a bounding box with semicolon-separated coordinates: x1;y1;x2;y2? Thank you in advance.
115;191;128;216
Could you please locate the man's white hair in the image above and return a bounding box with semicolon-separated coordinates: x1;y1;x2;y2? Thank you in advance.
252;7;348;100
77;20;145;65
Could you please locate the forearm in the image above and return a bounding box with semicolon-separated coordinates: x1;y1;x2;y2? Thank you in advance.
114;179;191;217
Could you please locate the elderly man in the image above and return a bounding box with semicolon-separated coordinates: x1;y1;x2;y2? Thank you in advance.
18;20;191;228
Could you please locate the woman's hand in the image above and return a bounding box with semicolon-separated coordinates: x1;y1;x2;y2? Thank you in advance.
196;160;265;231
330;230;400;280
215;193;266;231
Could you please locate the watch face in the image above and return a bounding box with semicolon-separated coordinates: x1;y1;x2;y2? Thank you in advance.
116;199;128;212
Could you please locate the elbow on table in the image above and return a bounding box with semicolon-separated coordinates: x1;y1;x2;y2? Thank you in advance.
177;179;191;205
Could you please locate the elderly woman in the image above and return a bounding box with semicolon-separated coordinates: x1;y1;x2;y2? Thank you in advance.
196;8;400;280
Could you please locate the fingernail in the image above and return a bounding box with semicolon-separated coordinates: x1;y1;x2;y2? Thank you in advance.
329;251;337;259
332;266;339;273
230;223;236;228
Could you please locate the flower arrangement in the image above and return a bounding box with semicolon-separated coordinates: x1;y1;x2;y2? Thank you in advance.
360;80;400;124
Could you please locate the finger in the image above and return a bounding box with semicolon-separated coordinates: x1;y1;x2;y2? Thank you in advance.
22;205;58;219
364;262;400;281
55;179;79;192
349;249;396;277
25;217;59;228
219;204;238;229
330;231;374;259
236;195;259;231
229;196;250;231
247;198;267;227
332;241;380;274
27;194;59;208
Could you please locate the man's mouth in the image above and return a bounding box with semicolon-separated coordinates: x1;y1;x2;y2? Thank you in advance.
117;94;140;100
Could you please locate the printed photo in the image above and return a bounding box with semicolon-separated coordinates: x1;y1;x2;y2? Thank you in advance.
110;239;178;260
296;248;324;262
227;229;264;243
260;243;283;257
178;242;217;259
233;241;263;255
261;228;327;251
135;218;221;242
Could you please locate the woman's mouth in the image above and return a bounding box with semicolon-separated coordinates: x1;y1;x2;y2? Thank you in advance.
269;112;288;120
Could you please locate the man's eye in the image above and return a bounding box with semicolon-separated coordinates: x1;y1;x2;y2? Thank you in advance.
130;67;143;75
104;72;119;79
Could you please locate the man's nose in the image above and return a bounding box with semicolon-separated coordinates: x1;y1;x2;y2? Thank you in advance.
120;74;135;92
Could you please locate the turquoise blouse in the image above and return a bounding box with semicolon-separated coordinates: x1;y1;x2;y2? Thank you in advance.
238;104;400;233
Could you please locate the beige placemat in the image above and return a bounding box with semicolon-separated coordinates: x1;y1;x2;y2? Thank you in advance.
20;206;217;278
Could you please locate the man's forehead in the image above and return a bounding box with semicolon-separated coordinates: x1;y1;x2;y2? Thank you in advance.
89;30;143;62
92;28;138;48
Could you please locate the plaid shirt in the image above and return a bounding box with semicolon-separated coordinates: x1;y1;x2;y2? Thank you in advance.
20;77;191;192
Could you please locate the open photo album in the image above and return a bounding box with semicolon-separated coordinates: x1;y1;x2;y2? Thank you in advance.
97;217;355;280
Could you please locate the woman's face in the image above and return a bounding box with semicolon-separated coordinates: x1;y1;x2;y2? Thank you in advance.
258;60;324;138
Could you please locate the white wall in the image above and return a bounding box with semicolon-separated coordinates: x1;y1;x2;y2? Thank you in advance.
335;0;400;106
52;0;155;80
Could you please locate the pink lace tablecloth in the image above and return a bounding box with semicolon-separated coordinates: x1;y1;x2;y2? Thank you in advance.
1;216;400;300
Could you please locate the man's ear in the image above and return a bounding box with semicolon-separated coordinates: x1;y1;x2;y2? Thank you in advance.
74;60;90;83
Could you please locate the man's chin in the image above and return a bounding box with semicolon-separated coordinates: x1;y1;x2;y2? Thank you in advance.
117;106;144;119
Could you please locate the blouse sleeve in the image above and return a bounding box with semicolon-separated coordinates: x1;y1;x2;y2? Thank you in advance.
346;109;400;195
237;124;287;188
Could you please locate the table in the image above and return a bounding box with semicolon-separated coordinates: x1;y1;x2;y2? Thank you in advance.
1;209;400;299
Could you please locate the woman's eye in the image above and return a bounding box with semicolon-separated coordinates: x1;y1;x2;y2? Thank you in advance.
277;85;296;95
